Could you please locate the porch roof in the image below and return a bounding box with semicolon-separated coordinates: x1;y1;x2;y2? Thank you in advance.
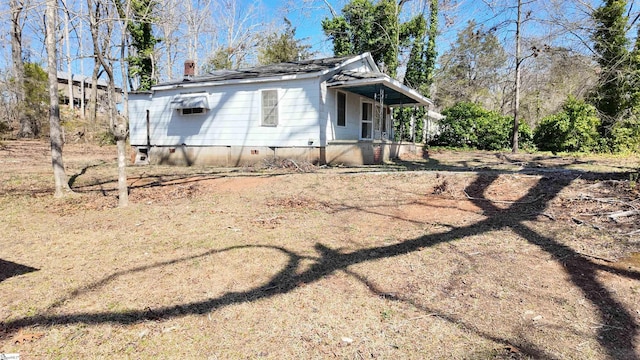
326;70;432;107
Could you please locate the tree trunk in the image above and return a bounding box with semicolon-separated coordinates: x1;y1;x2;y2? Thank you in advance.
511;0;522;153
46;0;72;197
88;60;99;123
79;29;85;119
63;0;73;112
89;0;128;207
117;138;128;206
117;0;131;207
11;0;33;138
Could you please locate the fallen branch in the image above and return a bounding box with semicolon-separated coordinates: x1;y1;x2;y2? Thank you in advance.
463;190;543;204
539;212;556;221
578;195;621;204
578;194;637;209
575;252;614;263
608;209;640;222
572;217;602;230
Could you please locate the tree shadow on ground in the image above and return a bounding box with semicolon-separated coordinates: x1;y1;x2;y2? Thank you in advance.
392;154;638;177
1;168;638;358
0;259;38;283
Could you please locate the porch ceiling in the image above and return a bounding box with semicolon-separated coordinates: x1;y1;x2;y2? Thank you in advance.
326;70;433;107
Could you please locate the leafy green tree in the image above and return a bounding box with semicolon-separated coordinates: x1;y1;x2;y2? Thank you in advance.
117;0;161;91
21;62;48;137
435;21;507;110
396;0;438;143
396;14;426;143
424;0;438;97
605;26;640;153
591;0;629;130
322;0;424;78
627;25;640;115
534;96;601;153
258;19;311;65
403;15;427;94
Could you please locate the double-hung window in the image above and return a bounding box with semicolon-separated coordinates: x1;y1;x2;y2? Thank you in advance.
261;90;279;126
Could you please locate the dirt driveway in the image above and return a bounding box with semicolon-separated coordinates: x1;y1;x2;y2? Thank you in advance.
0;140;639;359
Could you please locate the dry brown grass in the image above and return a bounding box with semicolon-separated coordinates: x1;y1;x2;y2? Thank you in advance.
0;140;639;359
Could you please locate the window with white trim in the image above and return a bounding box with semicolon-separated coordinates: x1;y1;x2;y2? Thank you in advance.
337;91;346;127
261;90;279;126
361;101;373;139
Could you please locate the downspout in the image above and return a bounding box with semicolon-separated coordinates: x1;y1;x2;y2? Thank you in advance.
146;109;150;149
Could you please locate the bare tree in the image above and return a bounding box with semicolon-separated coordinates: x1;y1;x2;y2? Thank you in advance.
156;0;182;80
45;0;72;197
184;0;215;73
86;0;110;124
207;0;263;69
88;0;128;207
11;0;33;138
511;0;522;152
116;0;131;207
61;0;73;111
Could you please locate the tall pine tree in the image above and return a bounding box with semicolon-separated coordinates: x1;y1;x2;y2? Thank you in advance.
591;0;629;130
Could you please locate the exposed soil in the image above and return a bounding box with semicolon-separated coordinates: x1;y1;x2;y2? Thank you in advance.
0;140;639;359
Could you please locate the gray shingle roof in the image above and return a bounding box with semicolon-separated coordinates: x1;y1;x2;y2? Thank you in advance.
161;55;355;85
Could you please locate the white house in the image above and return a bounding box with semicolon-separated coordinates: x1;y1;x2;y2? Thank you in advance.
128;53;432;166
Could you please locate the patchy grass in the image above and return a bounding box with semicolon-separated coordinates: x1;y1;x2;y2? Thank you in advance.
0;140;639;359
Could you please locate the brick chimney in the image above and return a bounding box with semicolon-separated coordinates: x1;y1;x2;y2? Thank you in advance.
184;60;195;79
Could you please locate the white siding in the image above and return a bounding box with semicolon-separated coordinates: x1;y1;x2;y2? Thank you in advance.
318;59;375;143
129;78;322;147
324;89;369;142
340;59;374;73
129;93;152;145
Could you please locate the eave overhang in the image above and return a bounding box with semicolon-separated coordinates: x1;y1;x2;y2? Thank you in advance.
326;71;432;107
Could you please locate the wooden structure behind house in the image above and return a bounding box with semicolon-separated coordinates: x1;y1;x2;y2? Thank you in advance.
128;53;433;166
57;72;123;113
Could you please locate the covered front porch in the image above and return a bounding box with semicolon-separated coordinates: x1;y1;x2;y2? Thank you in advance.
323;70;433;164
327;70;433;143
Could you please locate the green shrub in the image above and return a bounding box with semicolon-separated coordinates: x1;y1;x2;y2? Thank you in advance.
608;117;640;153
518;121;536;151
433;102;515;150
97;130;117;145
534;96;601;153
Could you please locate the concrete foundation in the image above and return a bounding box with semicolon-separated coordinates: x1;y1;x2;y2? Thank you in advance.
134;141;426;166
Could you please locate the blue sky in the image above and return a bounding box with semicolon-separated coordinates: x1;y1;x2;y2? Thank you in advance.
0;0;602;87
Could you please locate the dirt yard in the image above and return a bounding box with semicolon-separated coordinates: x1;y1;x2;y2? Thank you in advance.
0;140;639;359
